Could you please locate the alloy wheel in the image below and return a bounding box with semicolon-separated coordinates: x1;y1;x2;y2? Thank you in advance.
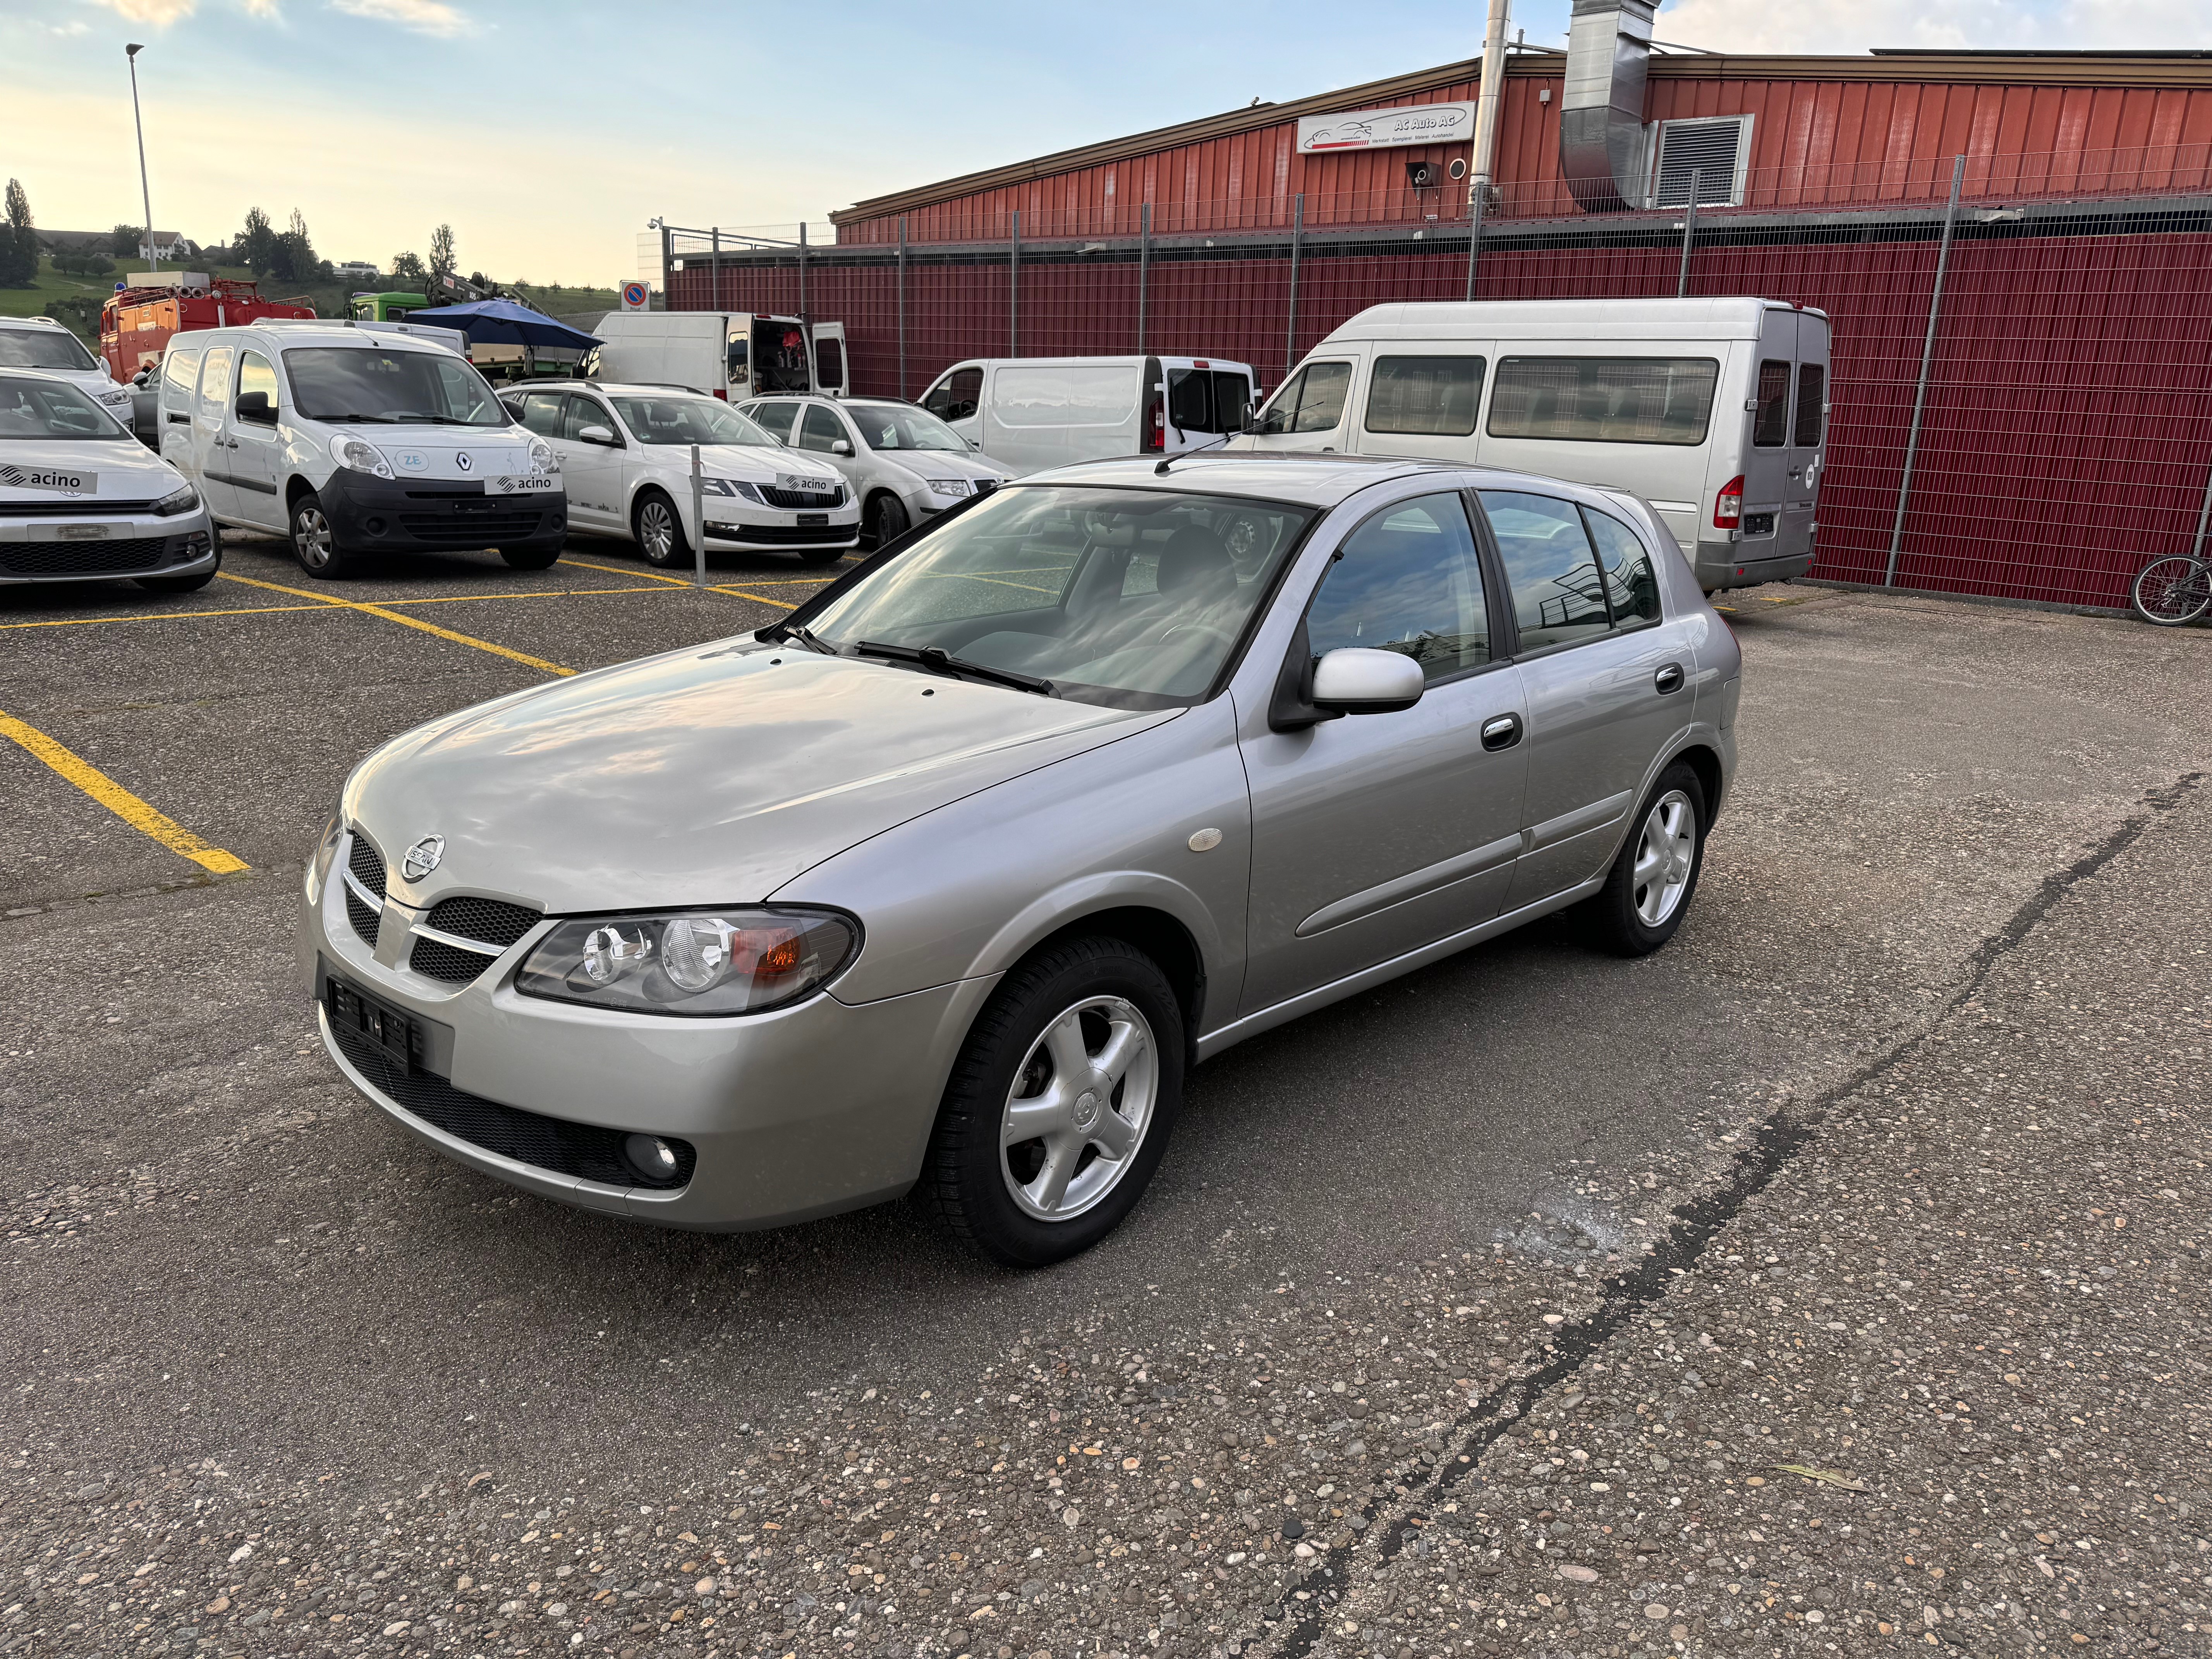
999;996;1158;1223
294;505;334;570
639;499;675;562
1631;788;1697;928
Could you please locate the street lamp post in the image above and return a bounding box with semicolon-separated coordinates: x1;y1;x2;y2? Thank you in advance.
125;43;155;273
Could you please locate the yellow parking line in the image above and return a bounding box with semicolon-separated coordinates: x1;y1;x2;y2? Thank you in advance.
0;602;338;631
706;585;799;610
217;573;575;677
558;556;692;587
0;709;250;875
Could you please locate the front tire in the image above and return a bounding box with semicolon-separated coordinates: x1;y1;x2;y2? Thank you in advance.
499;539;563;571
924;936;1185;1268
1583;762;1707;957
2131;556;2212;626
289;491;356;579
632;491;690;570
867;491;910;550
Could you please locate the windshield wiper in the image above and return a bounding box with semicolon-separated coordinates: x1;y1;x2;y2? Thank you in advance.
325;412;404;423
757;620;836;655
852;640;1054;697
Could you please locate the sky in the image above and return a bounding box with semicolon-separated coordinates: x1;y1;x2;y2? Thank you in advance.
3;0;2206;288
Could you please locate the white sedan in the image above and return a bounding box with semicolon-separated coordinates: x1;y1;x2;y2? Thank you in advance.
739;394;1010;547
501;381;859;567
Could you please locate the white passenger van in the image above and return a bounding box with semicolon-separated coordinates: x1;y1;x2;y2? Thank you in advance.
1234;299;1830;592
156;321;565;580
917;356;1256;476
584;312;850;402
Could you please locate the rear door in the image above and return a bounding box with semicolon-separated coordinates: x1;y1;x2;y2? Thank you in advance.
725;314;752;400
558;391;625;529
810;324;849;398
156;345;202;474
1783;315;1829;565
191;343;237;520
1738;309;1796;553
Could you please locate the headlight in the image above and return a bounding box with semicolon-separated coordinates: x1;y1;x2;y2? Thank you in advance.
515;907;857;1017
98;386;133;406
330;434;393;479
924;477;973;498
700;477;764;504
151;484;199;517
527;436;559;476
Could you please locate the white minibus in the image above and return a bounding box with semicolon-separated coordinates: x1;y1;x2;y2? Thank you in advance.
1233;298;1830;591
917;355;1255;476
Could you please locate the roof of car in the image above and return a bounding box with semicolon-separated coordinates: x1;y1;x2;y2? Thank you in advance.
503;380;713;398
1027;453;1457;507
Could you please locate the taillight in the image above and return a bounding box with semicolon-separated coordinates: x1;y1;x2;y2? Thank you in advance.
1713;475;1743;530
712;388;728;400
1144;402;1164;451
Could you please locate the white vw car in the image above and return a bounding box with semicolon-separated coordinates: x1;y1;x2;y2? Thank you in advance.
738;394;1010;547
503;381;858;567
0;317;139;433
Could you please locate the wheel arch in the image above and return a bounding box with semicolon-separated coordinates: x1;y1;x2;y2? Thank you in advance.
1673;740;1726;825
284;473;318;511
1001;903;1208;1067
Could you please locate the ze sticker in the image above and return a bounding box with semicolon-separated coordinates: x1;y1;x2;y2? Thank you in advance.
394;451;429;472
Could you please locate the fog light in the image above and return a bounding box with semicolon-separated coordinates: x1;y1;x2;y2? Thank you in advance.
624;1133;680;1182
364;515;388;536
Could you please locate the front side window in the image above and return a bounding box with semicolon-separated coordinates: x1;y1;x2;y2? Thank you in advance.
1262;361;1353;434
0;374;131;441
284;347;508;426
237;350;279;416
1752;359;1791;447
746;400;798;443
1793;362;1826;449
933;367;984;421
845;402;967;452
563;396;619;443
160;348;202;409
1486;357;1719;447
1582;507;1662;627
1304;493;1491;682
1479;490;1610;651
1364;355;1485;436
0;326;99;373
803;486;1316;709
608;395;775;448
196;346;235;419
797;404;846;452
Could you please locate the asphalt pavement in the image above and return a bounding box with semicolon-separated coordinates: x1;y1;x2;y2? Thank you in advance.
2;541;2208;1659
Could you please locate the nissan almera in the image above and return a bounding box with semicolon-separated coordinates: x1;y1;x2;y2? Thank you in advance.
302;454;1740;1265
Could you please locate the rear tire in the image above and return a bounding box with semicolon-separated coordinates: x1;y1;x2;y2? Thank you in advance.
499;539;563;571
137;534;221;593
1582;762;1707;958
289;491;356;579
867;491;910;550
924;936;1185;1268
632;490;690;570
2131;556;2212;626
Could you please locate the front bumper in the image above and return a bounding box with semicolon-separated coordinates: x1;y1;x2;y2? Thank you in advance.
298;849;993;1231
0;507;216;583
702;515;861;552
320;470;567;555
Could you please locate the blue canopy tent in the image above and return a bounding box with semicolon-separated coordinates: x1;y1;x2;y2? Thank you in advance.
403;299;602;350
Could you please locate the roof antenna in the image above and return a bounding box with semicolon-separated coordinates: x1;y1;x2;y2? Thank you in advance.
1154;457;1174;474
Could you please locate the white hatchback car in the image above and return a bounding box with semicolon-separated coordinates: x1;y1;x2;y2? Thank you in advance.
0;317;139;430
739;395;1010;547
503;381;859;567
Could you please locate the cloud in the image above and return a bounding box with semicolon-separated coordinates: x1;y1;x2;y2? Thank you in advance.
328;0;471;36
88;0;199;24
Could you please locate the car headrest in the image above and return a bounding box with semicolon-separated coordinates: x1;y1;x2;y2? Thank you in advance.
1155;525;1236;602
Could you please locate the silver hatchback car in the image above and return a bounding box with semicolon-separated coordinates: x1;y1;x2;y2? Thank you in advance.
302;455;1740;1265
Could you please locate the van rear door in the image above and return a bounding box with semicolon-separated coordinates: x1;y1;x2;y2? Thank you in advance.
1739;309;1797;551
1782;314;1829;566
810;324;849;398
725;315;751;399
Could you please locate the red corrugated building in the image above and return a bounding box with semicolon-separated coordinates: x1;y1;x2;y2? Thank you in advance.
669;44;2212;609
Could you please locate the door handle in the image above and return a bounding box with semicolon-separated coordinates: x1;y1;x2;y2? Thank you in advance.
1480;713;1523;752
166;412;189;425
1654;663;1685;695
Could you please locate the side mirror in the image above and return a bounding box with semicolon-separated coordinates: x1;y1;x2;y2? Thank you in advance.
1311;648;1424;714
578;424;616;446
235;391;276;425
830;438;853;457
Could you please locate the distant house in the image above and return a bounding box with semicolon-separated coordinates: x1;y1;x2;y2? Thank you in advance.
140;231;193;261
333;260;381;281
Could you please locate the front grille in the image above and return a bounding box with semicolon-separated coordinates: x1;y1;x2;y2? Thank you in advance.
705;521;855;546
760;483;845;509
326;1006;696;1190
345;834;386;946
0;499;160;519
403;488;487;500
395;510;546;545
409;936;498;983
345;888;383;945
426;896;542;949
0;535;177;576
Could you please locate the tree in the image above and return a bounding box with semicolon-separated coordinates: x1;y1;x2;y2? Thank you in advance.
239;206;279;275
54;249;115;277
110;222;142;259
0;179;34;287
271;207;316;283
389;249;428;288
428;223;455;287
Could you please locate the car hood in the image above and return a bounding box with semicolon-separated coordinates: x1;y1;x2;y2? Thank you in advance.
689;443;841;487
0;438;183;503
879;449;1008;483
348;644;1171;914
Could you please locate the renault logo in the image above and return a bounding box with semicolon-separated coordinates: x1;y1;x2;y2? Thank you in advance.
455;452;473;472
402;835;445;881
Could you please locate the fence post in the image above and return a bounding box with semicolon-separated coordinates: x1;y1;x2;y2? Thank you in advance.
1137;202;1150;354
1464;180;1486;302
711;226;721;313
798;222;808;329
1010;210;1020;358
690;444;706;589
659;220;672;309
1286;192;1304;381
2191;453;2212;561
897;217;908;401
1676;170;1700;298
1884;154;1967;589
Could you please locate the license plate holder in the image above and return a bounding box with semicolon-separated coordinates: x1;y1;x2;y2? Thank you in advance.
326;975;419;1072
797;513;828;527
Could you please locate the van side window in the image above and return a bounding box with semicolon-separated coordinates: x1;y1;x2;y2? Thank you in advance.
1582;507;1662;627
814;337;843;390
160;349;202;408
1479;491;1611;651
1168;369;1213;433
1793;363;1826;448
1365;355;1485;436
1264;361;1352;434
725;329;749;378
195;347;234;418
1212;371;1252;433
237;351;279;415
1305;493;1492;680
1486;357;1718;447
1752;359;1791;447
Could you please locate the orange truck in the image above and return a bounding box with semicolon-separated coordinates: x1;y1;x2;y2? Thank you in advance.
100;276;316;383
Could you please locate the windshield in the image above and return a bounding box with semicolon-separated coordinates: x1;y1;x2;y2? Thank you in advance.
0;374;131;441
285;346;510;426
609;395;775;448
804;486;1315;708
0;328;100;373
844;402;969;453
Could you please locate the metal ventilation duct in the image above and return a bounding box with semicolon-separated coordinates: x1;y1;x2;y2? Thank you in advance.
1560;0;1657;211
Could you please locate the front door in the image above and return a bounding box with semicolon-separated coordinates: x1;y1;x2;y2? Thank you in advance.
794;401;862;492
1239;490;1528;1017
558;392;626;529
1738;311;1796;555
1783;320;1829;565
190;343;237;520
1242;356;1357;455
225;349;284;530
922;364;984;447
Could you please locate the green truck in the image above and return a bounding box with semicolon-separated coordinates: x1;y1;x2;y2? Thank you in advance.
349;291;428;323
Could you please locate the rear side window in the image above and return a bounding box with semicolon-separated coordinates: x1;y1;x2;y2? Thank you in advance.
1486;357;1718;447
1479;490;1610;651
1264;361;1352;434
1752;359;1791;447
1211;371;1251;433
1364;355;1485;436
195;346;234;418
1582;508;1662;627
1306;493;1492;680
160;348;202;408
1168;369;1212;433
747;400;798;441
1793;363;1826;448
725;328;749;376
813;336;843;389
516;392;566;436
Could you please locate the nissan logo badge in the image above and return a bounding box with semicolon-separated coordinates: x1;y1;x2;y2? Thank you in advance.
402;835;445;880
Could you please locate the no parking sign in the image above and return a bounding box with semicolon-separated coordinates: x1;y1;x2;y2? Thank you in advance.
620;280;650;312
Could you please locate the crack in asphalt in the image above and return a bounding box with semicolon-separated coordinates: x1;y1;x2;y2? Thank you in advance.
1254;769;2205;1657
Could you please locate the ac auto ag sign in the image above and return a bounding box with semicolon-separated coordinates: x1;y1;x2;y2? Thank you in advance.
1297;101;1476;155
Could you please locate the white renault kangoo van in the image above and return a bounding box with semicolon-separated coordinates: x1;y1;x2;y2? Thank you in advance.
917;356;1256;476
1233;299;1830;592
158;322;565;579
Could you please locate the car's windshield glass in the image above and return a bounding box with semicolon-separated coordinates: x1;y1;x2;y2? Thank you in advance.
609;395;775;447
285;346;509;426
0;328;100;373
0;375;131;441
844;402;969;453
805;486;1315;709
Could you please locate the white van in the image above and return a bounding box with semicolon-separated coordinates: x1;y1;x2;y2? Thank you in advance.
157;321;565;580
1233;299;1830;591
584;311;849;402
917;355;1256;476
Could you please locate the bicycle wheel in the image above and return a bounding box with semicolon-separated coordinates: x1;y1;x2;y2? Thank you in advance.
2132;556;2212;626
